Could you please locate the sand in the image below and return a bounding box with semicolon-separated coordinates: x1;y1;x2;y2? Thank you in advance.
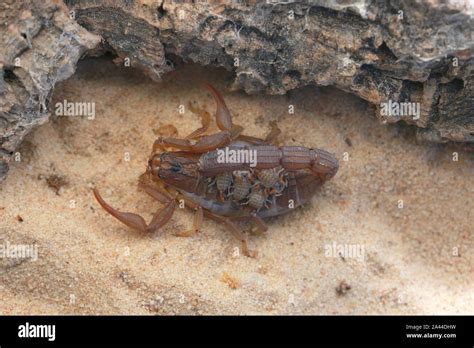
0;57;472;314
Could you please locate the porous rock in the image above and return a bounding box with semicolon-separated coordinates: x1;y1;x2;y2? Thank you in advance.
1;0;473;182
0;0;100;182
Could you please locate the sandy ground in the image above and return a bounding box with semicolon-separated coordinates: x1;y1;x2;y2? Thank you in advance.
0;57;473;314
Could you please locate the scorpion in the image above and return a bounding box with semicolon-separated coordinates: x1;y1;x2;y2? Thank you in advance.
93;83;339;257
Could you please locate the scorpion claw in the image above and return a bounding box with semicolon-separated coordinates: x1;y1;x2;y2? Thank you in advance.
202;82;233;132
93;188;176;234
93;188;148;233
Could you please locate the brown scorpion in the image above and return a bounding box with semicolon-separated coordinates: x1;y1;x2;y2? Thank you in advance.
93;83;339;257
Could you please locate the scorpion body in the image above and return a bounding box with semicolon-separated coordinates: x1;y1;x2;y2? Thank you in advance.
153;139;334;218
93;83;338;257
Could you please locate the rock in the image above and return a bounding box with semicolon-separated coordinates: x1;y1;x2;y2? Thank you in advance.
66;0;474;145
1;0;473;182
0;0;100;182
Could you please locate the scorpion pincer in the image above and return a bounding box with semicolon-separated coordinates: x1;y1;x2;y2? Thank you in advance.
93;83;339;257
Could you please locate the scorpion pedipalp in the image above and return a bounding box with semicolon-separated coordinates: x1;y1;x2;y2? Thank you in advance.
93;186;176;234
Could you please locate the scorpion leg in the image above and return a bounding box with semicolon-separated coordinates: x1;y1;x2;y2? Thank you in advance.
155;124;178;137
185;102;211;140
251;214;269;234
152;125;178;153
174;206;203;237
161;193;205;237
264;121;281;144
155;131;231;153
236;134;266;145
93;187;176;234
236;122;281;145
203;211;257;258
229;214;268;235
